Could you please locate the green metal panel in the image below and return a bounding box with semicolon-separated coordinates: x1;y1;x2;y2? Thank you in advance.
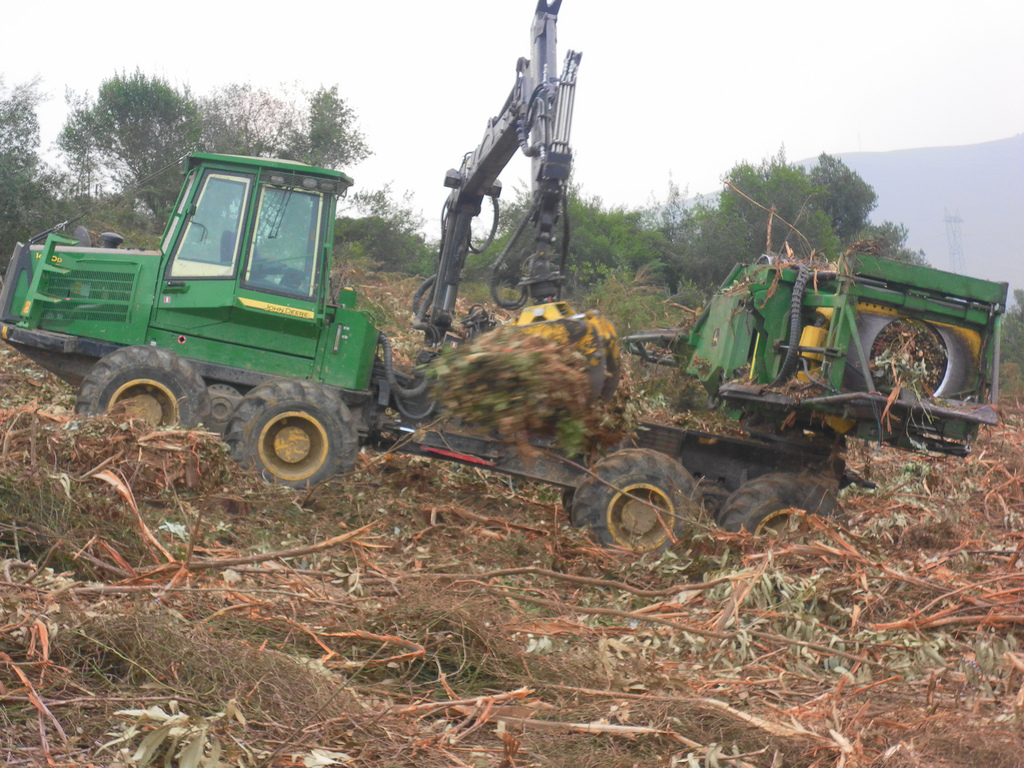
146;328;315;379
850;253;1009;307
153;286;321;360
315;307;378;390
686;283;759;390
17;234;159;345
687;263;810;389
749;283;797;383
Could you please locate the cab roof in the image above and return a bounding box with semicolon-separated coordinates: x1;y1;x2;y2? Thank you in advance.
187;152;354;187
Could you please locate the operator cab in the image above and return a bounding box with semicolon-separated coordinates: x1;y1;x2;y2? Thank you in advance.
149;153;374;386
162;153;350;299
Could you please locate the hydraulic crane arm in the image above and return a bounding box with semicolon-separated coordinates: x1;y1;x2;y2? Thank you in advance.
414;0;580;346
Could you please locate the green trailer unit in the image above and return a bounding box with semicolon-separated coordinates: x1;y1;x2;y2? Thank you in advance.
620;252;1007;534
679;253;1006;455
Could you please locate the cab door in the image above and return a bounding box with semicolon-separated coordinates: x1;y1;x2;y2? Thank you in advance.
152;173;329;377
153;169;251;334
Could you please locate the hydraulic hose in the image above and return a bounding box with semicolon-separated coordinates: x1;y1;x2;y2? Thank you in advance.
488;201;538;310
770;264;810;387
468;196;500;255
556;192;570;300
411;274;436;321
379;332;430;400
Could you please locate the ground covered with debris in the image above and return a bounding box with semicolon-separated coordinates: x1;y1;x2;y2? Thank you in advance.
1;334;1023;767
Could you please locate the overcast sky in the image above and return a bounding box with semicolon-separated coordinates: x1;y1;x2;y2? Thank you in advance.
4;0;1023;236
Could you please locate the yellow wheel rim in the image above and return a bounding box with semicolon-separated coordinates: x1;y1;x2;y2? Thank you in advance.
606;483;674;552
753;507;804;535
257;410;328;482
109;379;179;426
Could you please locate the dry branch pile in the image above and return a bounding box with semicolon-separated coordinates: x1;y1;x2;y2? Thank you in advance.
0;341;1023;767
868;319;948;397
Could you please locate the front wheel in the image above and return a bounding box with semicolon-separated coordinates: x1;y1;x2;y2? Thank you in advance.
76;346;211;427
716;473;842;534
570;448;702;553
225;380;357;488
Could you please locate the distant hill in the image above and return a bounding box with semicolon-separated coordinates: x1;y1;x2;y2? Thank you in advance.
801;134;1023;304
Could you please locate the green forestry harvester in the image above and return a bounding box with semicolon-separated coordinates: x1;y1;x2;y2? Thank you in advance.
0;0;1008;553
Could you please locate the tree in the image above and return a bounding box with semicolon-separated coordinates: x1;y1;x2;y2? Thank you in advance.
720;148;839;262
58;89;101;199
334;185;432;274
643;152;913;293
198;83;296;158
853;220;929;266
1000;289;1024;399
562;192;669;292
60;70;202;218
681;199;749;291
199;84;369;171
643;179;698;295
0;77;56;260
809;153;877;242
288;86;369;170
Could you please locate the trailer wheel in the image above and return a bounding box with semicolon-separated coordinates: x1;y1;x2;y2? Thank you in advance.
570;448;702;553
716;473;841;534
225;380;357;488
76;346;211;427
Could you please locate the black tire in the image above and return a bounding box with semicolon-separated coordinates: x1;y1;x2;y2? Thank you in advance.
76;346;211;427
716;473;842;534
224;379;357;488
205;382;243;434
570;448;702;553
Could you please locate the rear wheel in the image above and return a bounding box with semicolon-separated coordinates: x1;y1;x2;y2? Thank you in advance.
716;473;841;534
76;346;210;427
206;383;243;434
570;448;702;553
225;380;357;488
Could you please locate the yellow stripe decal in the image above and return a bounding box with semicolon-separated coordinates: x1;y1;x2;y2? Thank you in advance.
238;297;315;320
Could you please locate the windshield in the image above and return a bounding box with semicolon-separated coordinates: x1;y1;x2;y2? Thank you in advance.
243;186;324;299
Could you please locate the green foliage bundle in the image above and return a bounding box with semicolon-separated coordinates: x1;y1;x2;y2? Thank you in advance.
429;327;633;455
868;319;947;397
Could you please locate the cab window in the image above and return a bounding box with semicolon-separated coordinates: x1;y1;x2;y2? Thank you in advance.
161;170;198;255
243;186;324;299
168;172;251;278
